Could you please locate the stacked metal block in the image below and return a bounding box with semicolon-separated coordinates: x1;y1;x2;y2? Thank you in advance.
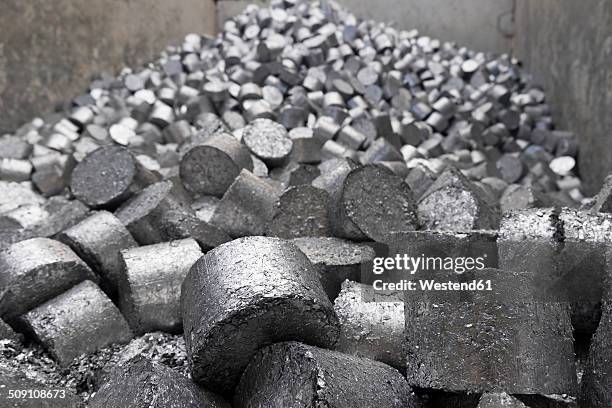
0;0;607;407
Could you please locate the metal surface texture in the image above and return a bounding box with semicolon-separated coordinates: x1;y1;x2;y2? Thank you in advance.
181;236;339;394
234;341;420;408
0;0;606;405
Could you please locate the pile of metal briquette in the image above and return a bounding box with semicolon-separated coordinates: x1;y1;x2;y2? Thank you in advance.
1;0;610;407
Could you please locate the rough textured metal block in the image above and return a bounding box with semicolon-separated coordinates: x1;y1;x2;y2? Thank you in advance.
21;280;132;366
329;164;418;242
115;180;230;249
0;204;50;231
57;210;137;298
580;302;612;407
498;208;559;243
379;160;410;178
478;393;528;407
360;137;403;164
417;166;500;231
514;394;576;408
496;154;524;183
321;139;359;160
499;208;612;334
288;127;323;164
269;162;320;187
0;158;33;182
118;238;202;334
89;357;229;408
234;341;420;408
209;170;281;237
266;185;331;239
401;268;576;395
500;184;556;213
162;120;193;144
589;174;612;213
0;135;32;160
0;181;45;214
0;197;90;252
242;118;293;167
181;236;339;393
0;237;95;319
250;154;269;177
292;238;375;300
192;195;220;223
557;208;612;333
154;209;232;251
405;164;437;200
0;317;19;342
33;197;90;238
333;280;404;369
337;125;367;150
70;145;158;208
311;158;359;193
179;132;253;197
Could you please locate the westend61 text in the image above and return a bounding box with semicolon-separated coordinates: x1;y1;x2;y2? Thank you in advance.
373;279;493;292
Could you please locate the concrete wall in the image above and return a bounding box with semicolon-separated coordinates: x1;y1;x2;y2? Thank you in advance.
513;0;612;194
0;0;216;133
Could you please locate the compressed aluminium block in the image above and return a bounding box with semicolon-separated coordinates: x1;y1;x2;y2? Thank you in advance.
0;318;19;342
311;158;359;193
329;164;418;242
242;118;293;167
209;170;282;237
333;281;405;370
478;393;528;408
21;280;132;366
57;210;137;297
192;195;220;223
0;203;51;230
589;174;612;213
234;342;420;408
513;394;577;408
400;268;577;395
89;357;229;408
0;196;90;251
288;127;323;164
0;181;45;214
27;196;90;239
181;236;339;394
70;145;158;208
579;302;612;407
417;166;500;231
269;162;320;187
0;237;95;319
558;208;612;334
292;238;375;300
118;239;203;334
115;181;230;250
266;185;331;239
500;184;557;213
499;208;612;334
179;132;253;197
